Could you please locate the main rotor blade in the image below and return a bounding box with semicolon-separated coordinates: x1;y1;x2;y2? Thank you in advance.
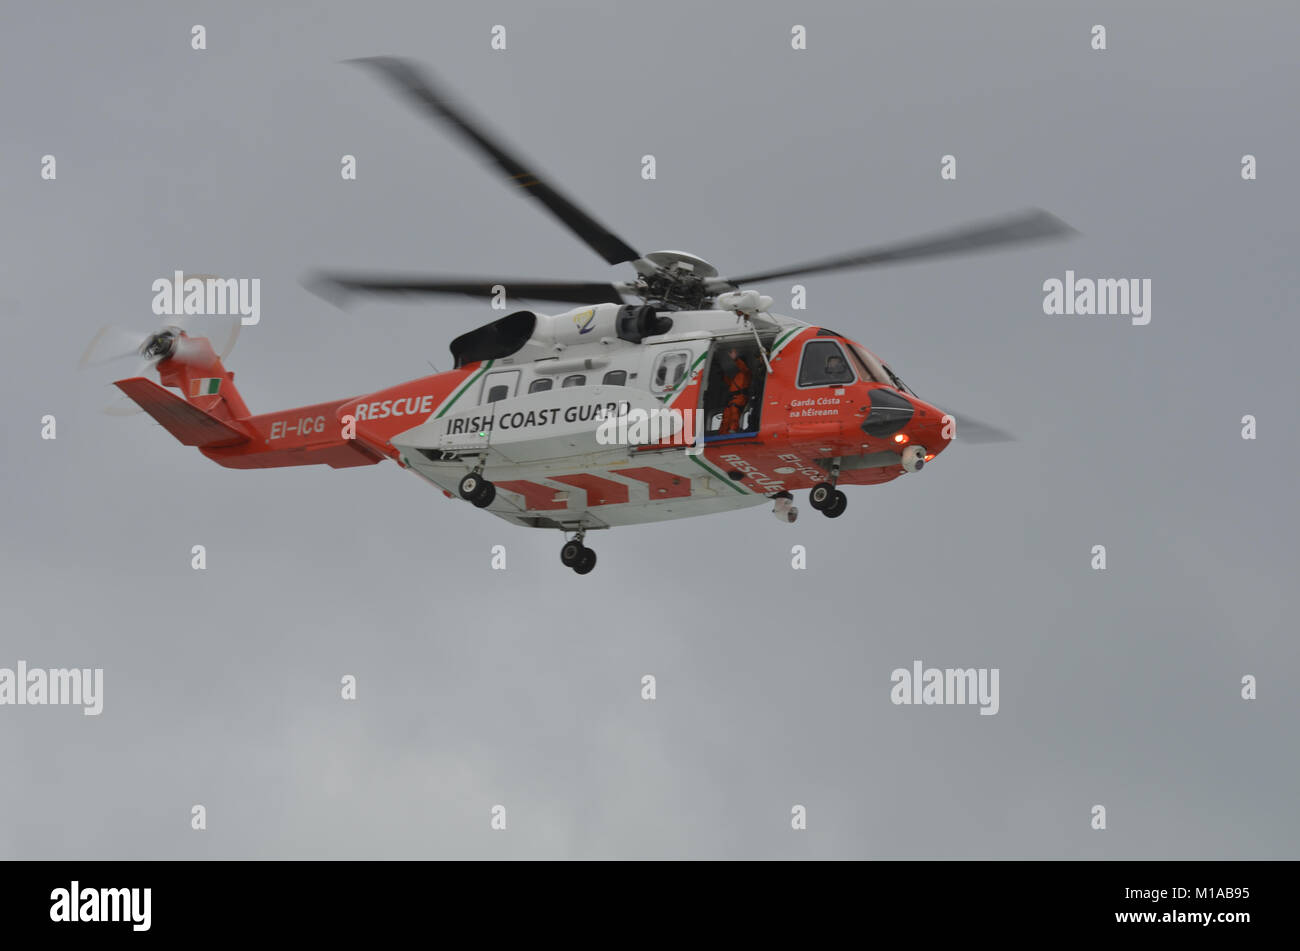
948;413;1015;444
308;272;627;306
350;56;641;267
725;209;1075;286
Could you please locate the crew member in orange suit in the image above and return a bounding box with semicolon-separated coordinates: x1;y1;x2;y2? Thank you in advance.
720;348;751;435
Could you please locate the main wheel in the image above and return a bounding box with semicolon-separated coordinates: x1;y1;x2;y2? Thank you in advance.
472;481;496;508
574;548;597;574
822;490;847;518
458;473;482;501
560;540;586;568
809;482;835;511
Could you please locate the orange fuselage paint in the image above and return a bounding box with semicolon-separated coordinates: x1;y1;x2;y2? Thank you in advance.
185;358;485;470
695;327;952;496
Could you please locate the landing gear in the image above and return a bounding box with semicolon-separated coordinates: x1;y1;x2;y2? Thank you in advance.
810;459;847;518
560;530;597;575
821;490;847;518
458;471;496;508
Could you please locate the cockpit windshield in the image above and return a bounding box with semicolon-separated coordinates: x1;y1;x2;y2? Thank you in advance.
847;341;916;396
845;343;880;382
881;363;915;395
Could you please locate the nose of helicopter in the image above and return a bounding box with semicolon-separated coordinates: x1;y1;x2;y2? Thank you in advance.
859;389;953;461
908;396;954;460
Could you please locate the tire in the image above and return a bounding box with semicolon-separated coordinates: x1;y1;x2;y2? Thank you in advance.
458;473;481;500
472;481;496;508
809;482;835;511
560;540;585;568
574;549;597;574
823;490;847;518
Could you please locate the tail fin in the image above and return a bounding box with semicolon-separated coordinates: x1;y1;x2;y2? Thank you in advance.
114;378;250;448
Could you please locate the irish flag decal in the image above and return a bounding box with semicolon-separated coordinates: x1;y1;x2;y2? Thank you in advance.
190;378;221;397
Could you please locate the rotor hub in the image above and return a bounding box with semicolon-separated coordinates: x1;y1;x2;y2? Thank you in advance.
631;251;727;311
139;329;179;360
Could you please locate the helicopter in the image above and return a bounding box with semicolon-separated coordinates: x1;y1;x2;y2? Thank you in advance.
87;57;1073;574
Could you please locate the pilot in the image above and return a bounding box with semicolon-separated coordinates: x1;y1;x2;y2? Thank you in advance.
825;352;850;382
720;348;751;435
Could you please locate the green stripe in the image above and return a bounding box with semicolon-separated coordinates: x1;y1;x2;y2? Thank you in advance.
689;452;749;494
435;359;494;418
662;352;708;405
770;328;800;358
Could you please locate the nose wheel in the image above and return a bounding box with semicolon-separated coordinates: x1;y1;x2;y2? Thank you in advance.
809;479;847;518
458;472;496;508
560;532;597;575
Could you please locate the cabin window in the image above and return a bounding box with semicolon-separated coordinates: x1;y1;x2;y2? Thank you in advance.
797;340;855;388
602;370;628;386
650;350;691;396
562;374;586;388
528;378;553;393
480;369;520;403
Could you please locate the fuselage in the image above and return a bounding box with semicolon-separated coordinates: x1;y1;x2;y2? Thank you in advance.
199;303;953;531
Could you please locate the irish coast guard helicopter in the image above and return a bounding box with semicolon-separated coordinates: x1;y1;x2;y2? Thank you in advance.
87;58;1073;574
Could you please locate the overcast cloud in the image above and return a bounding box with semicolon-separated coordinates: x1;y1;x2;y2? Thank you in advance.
1;1;1297;858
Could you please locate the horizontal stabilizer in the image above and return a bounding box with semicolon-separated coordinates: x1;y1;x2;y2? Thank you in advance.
114;377;250;448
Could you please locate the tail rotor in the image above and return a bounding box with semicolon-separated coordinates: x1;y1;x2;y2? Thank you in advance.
80;305;241;415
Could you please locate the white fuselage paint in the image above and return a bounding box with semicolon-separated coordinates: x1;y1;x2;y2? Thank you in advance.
389;306;802;528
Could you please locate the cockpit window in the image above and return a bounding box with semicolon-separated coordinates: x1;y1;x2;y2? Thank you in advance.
844;341;916;395
880;363;915;396
797;340;855;387
846;343;883;384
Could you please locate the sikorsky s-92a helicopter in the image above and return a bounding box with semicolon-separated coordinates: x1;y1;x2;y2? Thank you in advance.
88;57;1073;574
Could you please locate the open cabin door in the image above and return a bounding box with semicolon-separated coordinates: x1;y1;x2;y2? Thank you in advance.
700;335;774;443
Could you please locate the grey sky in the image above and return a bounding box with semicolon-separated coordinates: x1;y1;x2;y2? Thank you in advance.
1;1;1297;858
